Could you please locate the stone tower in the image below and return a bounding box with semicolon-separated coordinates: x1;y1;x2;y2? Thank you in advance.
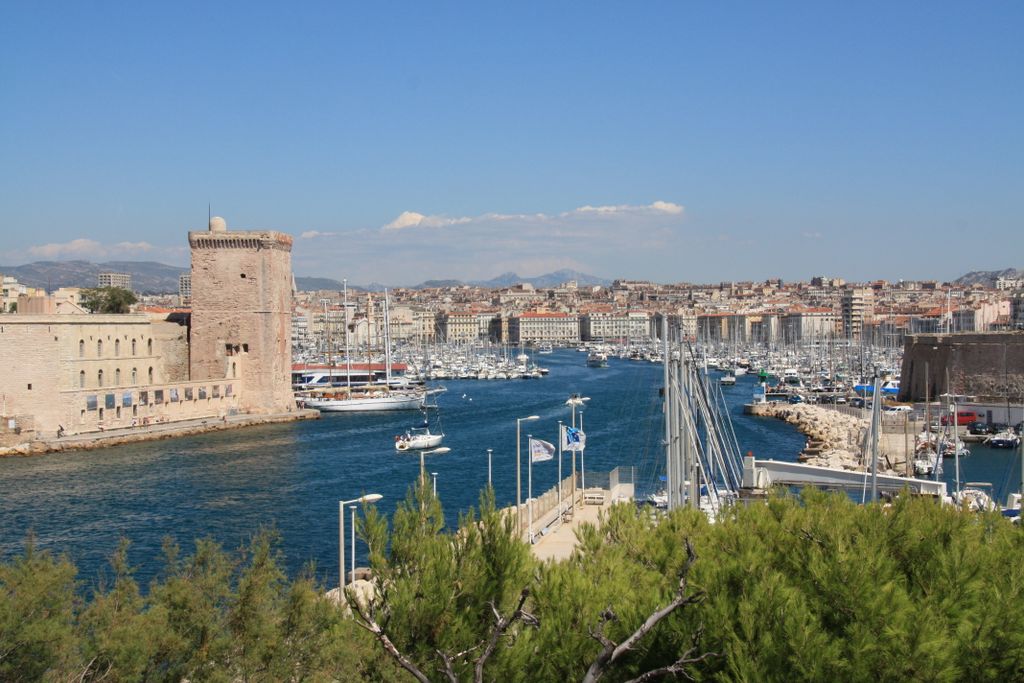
188;217;295;414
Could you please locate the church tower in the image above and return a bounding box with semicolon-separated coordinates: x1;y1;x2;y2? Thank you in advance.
188;217;295;414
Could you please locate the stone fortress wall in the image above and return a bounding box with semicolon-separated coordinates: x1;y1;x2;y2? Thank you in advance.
0;217;300;443
898;331;1024;402
189;217;295;414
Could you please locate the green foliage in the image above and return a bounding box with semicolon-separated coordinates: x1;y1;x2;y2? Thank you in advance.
0;538;78;681
358;480;536;681
5;492;1024;681
81;287;137;314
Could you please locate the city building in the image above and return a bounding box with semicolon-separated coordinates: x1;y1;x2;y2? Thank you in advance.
179;273;192;305
841;287;874;339
508;312;580;344
98;272;133;291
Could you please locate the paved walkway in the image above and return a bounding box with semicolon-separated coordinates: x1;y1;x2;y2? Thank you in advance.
529;493;618;562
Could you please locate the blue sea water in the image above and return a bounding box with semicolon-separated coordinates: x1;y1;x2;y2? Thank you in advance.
0;350;1017;588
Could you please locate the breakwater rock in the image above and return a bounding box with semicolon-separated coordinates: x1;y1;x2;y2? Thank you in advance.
746;402;885;472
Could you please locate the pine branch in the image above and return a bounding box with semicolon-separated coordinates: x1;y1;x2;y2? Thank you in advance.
473;587;538;683
347;587;432;683
582;539;710;683
622;626;718;683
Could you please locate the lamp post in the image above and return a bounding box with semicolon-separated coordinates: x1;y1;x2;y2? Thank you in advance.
339;493;383;593
516;415;540;536
419;447;451;481
349;504;357;584
431;471;438;495
565;395;590;508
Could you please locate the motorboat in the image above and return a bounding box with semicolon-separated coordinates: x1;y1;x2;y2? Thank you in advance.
586;351;609;368
986;431;1021;449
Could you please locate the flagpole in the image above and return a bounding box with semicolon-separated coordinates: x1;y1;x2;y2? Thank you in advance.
527;434;533;544
557;422;563;522
580;413;586;495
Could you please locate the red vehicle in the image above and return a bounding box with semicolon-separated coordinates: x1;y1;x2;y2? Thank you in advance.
940;410;977;426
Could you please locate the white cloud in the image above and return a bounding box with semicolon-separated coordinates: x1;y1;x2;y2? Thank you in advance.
801;231;822;239
28;238;157;260
301;230;337;239
565;200;684;218
650;201;684;215
382;200;684;232
382;211;472;231
113;241;154;252
29;238;105;259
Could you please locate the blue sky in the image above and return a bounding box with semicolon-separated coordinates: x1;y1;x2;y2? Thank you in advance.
1;2;1020;285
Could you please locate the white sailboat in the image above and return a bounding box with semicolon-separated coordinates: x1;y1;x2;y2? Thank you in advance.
298;289;427;412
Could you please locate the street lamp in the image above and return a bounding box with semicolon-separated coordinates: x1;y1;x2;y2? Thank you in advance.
339;493;383;593
516;415;541;536
419;446;451;481
565;395;590;508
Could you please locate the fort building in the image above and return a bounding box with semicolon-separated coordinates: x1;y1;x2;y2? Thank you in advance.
0;217;301;446
898;331;1024;403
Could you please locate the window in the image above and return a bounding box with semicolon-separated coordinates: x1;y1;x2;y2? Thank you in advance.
131;338;137;355
231;362;237;378
98;369;104;387
131;368;137;384
97;340;103;356
79;340;85;357
79;370;85;388
114;339;120;356
147;339;153;355
148;367;153;383
115;368;121;385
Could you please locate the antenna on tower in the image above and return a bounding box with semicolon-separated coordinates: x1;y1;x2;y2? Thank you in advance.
208;203;211;226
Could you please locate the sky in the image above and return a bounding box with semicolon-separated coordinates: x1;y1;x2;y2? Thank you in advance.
1;2;1021;286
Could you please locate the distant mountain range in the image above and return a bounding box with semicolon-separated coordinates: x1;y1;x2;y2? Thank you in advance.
0;260;611;294
953;268;1023;288
0;260;189;295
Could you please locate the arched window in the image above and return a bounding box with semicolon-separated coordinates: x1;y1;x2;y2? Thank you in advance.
148;367;153;384
98;369;104;387
231;362;237;378
79;340;85;357
131;368;137;384
115;339;120;356
131;338;137;355
97;340;103;357
79;370;85;388
115;368;121;385
147;339;153;355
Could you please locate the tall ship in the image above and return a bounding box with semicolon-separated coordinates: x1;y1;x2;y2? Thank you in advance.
296;287;427;412
299;386;425;412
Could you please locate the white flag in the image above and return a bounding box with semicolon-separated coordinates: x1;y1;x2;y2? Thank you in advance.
562;425;586;452
529;438;555;463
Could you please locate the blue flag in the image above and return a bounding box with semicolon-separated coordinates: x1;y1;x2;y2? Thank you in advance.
562;425;586;452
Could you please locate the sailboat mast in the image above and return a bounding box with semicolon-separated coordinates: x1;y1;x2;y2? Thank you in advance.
384;289;393;386
343;279;352;389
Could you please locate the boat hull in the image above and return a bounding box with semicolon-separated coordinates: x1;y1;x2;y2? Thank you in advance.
302;393;425;412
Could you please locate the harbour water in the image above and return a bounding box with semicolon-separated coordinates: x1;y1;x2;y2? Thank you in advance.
1;350;1018;588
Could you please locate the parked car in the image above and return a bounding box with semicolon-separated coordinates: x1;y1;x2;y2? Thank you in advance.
851;398;866;408
1016;422;1023;435
940;410;978;426
968;421;995;435
990;422;1010;434
884;405;912;413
